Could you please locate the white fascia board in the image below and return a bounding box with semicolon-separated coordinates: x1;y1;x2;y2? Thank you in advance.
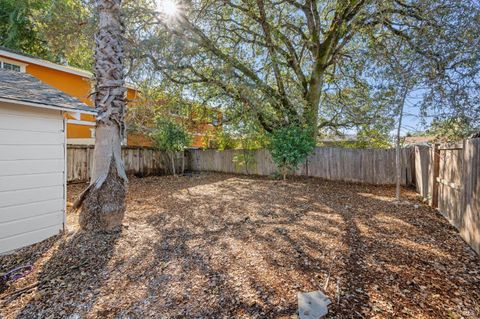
68;111;82;120
125;82;136;90
67;119;96;126
0;97;97;115
67;138;95;145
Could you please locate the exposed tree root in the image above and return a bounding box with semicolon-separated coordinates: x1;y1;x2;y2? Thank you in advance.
78;162;126;232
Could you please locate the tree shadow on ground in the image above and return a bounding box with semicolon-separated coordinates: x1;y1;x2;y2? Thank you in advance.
13;231;120;318
2;173;479;318
132;175;479;318
0;235;59;295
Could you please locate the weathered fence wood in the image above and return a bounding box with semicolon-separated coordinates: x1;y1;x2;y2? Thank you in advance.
414;145;431;199
429;144;441;208
188;147;413;185
414;138;480;254
461;138;480;253
67;145;183;183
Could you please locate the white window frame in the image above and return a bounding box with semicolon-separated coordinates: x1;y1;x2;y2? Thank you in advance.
0;57;27;72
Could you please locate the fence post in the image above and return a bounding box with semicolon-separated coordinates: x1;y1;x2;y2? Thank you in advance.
410;147;416;186
460;139;467;218
429;143;440;208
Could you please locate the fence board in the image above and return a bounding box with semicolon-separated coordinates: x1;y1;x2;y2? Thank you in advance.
67;145;183;183
414;138;480;254
438;144;464;222
414;145;431;199
461;139;480;253
188;147;413;185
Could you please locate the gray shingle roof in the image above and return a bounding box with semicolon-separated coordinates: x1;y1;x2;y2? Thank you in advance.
0;45;38;59
0;69;95;114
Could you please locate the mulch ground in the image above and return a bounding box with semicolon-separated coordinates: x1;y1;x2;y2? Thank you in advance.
1;173;479;318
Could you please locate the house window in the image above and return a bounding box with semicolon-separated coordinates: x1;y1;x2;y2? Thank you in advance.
1;61;21;72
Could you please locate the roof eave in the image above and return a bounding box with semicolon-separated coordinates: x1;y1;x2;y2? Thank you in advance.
0;97;97;115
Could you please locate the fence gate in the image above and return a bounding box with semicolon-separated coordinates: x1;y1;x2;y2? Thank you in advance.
437;143;464;225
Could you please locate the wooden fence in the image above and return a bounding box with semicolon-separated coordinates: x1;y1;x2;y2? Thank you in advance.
413;139;480;254
188;147;414;185
67;145;183;183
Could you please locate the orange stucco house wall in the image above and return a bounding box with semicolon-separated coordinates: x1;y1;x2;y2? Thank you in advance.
0;48;138;145
126;116;220;148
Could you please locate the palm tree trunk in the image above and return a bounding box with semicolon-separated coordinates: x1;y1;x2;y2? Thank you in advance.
75;0;127;231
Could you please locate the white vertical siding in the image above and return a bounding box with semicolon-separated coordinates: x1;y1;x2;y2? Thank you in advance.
0;102;65;253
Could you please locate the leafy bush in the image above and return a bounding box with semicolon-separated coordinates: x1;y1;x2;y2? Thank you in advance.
151;119;192;175
233;150;256;174
215;130;238;150
427;117;476;142
267;125;315;180
232;129;268;174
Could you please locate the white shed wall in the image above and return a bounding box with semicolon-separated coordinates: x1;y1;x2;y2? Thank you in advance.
0;102;65;253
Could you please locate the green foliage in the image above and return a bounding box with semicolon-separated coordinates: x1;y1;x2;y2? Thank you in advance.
267;125;316;179
151;119;192;153
426;117;476;142
0;0;47;56
215;130;238;151
238;129;269;150
233;150;256;174
35;0;95;69
321;124;393;149
0;0;94;69
355;126;393;149
232;127;268;173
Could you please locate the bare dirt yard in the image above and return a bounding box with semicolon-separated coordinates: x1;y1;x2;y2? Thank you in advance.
1;173;479;318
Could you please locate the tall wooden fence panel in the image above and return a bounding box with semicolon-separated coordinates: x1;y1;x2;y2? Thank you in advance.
67;145;92;183
437;143;464;225
414;145;432;199
414;139;480;254
304;147;413;184
188;147;413;185
67;145;183;183
461;138;480;254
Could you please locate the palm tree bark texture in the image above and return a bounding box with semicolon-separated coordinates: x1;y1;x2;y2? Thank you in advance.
74;0;128;232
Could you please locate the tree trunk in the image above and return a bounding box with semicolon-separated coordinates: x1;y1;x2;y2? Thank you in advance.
305;72;324;140
395;123;402;201
243;149;250;175
396;88;408;202
181;150;185;174
171;152;176;176
281;166;287;180
75;0;127;232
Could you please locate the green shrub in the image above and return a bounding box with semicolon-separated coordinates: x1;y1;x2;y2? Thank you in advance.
233;150;256;174
267;125;315;180
151;119;192;175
